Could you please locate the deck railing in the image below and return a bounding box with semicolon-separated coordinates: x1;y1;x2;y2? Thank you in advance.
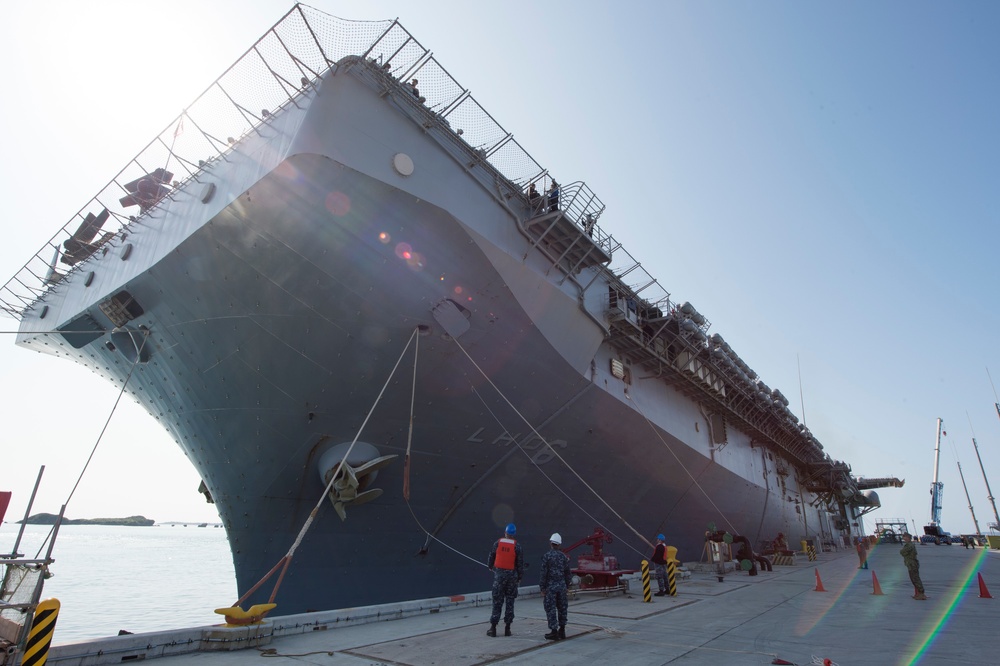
0;5;609;320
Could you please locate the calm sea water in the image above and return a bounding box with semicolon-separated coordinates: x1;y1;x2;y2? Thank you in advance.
1;523;236;645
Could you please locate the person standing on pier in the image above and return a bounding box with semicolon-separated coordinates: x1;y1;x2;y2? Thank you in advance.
540;533;572;640
899;533;927;600
651;534;669;596
855;537;869;569
486;523;524;637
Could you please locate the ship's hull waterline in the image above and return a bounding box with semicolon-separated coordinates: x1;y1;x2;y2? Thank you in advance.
6;7;861;615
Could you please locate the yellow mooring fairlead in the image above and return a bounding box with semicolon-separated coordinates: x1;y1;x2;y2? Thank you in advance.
22;598;60;666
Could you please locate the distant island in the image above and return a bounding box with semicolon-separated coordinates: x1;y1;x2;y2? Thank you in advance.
21;513;154;527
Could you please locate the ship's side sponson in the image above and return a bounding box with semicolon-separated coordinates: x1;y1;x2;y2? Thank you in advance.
288;58;609;376
14;100;311;346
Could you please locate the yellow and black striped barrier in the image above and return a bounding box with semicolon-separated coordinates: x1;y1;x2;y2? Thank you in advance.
667;560;677;596
772;554;796;566
640;559;652;602
23;598;59;666
807;545;817;562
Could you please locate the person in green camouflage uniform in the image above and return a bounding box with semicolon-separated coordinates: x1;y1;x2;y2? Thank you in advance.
899;533;927;600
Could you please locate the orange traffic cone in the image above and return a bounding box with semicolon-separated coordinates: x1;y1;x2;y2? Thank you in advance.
872;571;884;595
979;573;993;599
814;568;826;592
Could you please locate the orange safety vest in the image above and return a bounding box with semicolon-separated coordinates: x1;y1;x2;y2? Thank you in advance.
494;538;517;570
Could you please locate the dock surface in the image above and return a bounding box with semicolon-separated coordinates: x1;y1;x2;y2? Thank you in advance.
47;543;997;666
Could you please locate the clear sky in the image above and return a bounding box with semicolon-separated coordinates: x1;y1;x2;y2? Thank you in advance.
1;1;998;537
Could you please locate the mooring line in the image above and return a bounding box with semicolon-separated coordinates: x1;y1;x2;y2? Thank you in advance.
448;336;654;552
629;395;740;535
466;382;650;560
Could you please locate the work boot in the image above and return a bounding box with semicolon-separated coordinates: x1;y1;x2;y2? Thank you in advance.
914;593;928;600
504;623;512;636
558;626;566;640
486;624;497;637
544;630;559;640
654;590;667;596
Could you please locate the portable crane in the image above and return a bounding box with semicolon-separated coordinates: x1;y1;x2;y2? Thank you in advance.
924;418;952;543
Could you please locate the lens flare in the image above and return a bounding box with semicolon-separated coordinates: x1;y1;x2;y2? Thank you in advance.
394;242;412;259
325;190;351;216
901;547;988;665
273;160;299;180
405;251;425;270
378;231;391;244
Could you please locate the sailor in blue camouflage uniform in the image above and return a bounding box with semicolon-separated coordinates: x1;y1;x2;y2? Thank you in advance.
540;532;572;640
486;523;524;637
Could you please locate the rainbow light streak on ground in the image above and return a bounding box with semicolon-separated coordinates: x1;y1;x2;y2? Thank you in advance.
901;546;987;665
793;562;859;636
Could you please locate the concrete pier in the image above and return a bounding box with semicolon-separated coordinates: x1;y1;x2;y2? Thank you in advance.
47;543;998;666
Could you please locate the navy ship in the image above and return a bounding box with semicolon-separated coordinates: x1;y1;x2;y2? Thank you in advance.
0;6;899;615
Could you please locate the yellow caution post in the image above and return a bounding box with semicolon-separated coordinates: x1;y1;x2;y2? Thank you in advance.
640;559;652;602
23;598;59;666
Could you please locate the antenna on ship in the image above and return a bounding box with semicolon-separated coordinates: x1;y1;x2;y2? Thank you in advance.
797;353;807;426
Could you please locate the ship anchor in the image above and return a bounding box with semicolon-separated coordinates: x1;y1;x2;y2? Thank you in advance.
322;452;397;521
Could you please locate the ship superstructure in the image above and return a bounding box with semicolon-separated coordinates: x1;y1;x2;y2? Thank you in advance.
1;6;896;614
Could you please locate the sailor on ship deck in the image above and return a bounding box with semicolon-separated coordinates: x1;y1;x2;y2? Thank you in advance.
547;180;560;212
527;183;541;213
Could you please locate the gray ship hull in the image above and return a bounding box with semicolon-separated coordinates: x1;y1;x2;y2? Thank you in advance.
17;153;830;612
5;7;867;615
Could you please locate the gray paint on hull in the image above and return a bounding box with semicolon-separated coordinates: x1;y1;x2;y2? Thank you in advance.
21;155;829;613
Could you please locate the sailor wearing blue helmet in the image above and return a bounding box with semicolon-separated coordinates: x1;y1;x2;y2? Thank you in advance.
652;533;669;596
486;522;524;637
